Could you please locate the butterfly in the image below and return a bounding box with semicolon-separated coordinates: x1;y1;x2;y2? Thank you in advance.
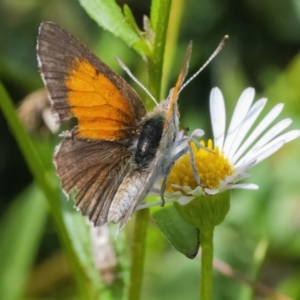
37;21;195;229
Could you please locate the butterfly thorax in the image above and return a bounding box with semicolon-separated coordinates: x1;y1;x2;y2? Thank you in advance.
154;101;179;178
134;113;165;168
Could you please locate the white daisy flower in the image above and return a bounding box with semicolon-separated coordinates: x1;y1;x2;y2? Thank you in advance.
164;87;300;205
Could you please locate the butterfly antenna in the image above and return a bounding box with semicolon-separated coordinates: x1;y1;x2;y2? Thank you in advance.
116;57;159;106
179;35;229;94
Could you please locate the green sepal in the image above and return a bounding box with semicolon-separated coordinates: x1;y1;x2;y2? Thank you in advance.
123;5;143;39
152;205;200;259
174;190;231;229
123;5;152;58
131;40;152;59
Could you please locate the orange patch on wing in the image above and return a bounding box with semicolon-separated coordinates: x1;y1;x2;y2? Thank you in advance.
65;59;135;140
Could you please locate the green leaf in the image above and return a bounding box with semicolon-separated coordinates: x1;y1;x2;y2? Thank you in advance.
0;185;47;300
78;0;147;56
152;205;200;259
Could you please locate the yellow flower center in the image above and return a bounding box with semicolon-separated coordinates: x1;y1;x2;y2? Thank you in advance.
166;140;233;193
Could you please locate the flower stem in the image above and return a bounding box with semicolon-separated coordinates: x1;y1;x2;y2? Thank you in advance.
200;226;214;300
127;0;182;298
127;208;150;300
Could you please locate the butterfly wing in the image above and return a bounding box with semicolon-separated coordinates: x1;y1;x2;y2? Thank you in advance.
165;41;192;122
37;22;146;225
54;139;132;225
37;22;146;141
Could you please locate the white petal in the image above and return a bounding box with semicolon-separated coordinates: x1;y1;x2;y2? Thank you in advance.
165;190;183;197
231;172;251;183
276;129;300;143
191;128;205;138
242;140;285;167
232;103;284;163
255;141;286;165
223;175;234;183
227;98;267;159
219;172;251;188
171;184;192;193
204;188;219;195
210;87;226;149
234;173;251;182
176;130;185;140
223;88;255;154
178;196;194;205
236;118;292;166
230;183;259;190
250;118;291;151
252;130;300;165
234;159;256;175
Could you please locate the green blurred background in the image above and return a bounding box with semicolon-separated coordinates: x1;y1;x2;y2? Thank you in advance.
1;0;300;299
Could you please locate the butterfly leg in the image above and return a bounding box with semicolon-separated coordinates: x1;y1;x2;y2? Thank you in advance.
160;162;175;207
188;140;201;186
159;136;206;207
173;136;203;187
159;143;191;206
174;137;205;188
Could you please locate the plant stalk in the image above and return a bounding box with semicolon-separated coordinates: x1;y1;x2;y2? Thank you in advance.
200;226;214;300
147;0;172;108
127;209;150;300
